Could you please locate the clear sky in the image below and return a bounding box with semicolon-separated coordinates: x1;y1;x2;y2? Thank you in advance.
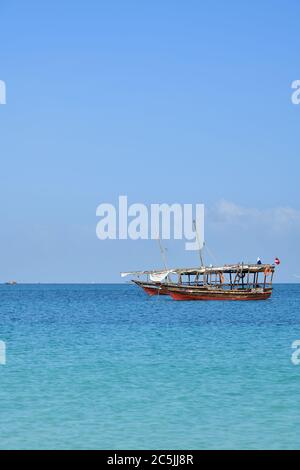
0;0;299;282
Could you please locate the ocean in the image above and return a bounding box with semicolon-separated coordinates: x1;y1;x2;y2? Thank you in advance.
0;283;299;450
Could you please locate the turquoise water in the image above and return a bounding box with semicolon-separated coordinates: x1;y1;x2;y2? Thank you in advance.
0;284;300;450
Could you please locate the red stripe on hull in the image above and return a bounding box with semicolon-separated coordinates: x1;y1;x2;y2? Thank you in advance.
142;286;160;296
141;286;168;296
169;291;272;301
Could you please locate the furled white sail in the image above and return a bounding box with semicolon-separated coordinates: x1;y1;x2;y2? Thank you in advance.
149;271;172;282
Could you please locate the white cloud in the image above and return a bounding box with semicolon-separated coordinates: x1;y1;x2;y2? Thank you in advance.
209;200;300;232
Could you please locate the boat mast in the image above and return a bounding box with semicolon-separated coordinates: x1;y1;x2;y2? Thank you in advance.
193;219;204;267
157;237;168;271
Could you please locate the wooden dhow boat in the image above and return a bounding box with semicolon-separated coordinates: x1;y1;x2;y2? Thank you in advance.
121;263;276;301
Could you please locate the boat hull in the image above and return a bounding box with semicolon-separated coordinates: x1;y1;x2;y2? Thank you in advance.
133;280;169;296
134;280;272;301
168;288;272;301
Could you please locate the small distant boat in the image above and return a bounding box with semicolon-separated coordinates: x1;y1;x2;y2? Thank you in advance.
5;280;17;285
121;263;276;301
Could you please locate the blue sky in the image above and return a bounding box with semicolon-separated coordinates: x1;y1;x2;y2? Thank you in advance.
0;0;299;282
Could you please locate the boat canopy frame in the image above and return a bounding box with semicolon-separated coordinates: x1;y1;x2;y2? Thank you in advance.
121;264;275;290
121;264;275;277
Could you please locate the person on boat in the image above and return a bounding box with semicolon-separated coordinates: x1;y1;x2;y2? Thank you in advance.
257;257;262;265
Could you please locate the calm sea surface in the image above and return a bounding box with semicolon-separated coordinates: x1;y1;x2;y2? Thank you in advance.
0;284;300;450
